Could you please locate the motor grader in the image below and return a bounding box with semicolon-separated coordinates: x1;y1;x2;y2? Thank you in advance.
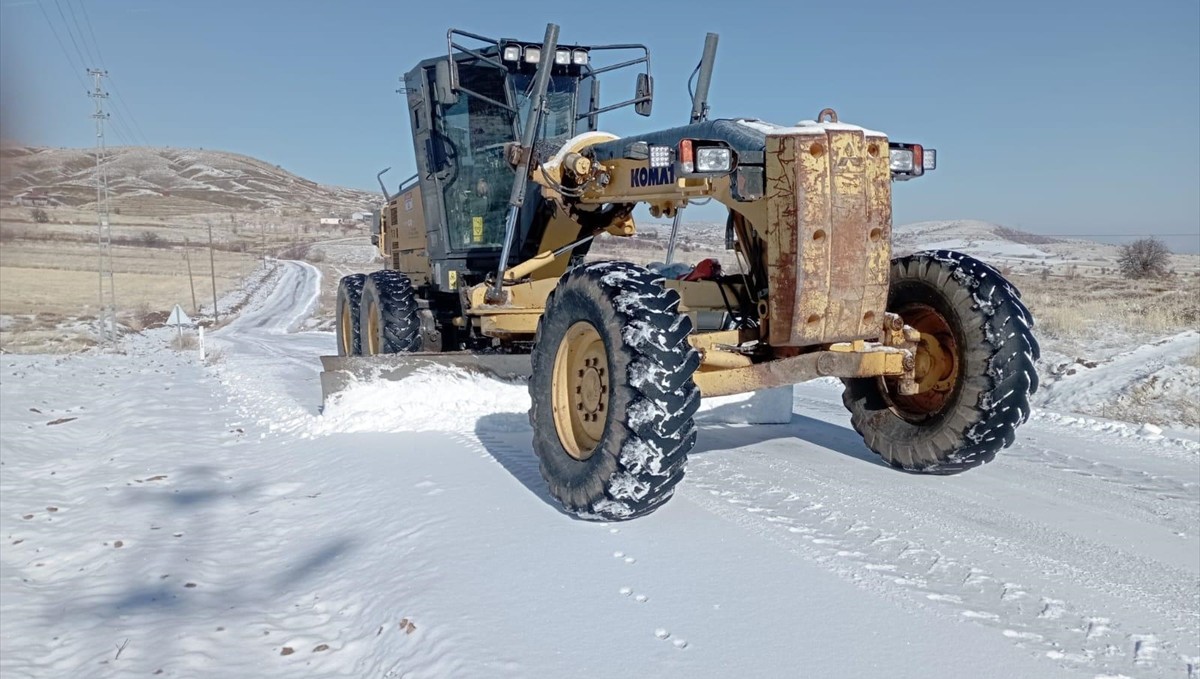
326;24;1040;521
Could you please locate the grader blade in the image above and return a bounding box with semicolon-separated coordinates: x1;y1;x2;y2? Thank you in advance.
318;352;532;407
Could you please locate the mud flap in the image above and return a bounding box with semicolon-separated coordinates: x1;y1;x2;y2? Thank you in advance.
318;352;533;410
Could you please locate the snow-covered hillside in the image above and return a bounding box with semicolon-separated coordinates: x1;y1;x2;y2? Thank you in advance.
0;146;376;216
1;261;1197;678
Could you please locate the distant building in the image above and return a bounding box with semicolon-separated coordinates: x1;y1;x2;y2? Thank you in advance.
351;211;371;222
319;217;344;226
11;191;55;207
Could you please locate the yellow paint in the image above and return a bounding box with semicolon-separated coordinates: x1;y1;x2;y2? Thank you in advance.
471;216;484;244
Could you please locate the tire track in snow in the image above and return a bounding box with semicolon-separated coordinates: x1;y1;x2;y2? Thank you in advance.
680;452;1197;679
792;391;1200;540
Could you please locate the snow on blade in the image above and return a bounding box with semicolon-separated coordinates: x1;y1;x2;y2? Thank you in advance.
315;366;531;436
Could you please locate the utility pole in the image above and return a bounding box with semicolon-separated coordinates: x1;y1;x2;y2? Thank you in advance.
207;221;219;323
183;237;198;315
88;68;116;344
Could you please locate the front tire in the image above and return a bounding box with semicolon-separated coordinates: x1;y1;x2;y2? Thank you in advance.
359;270;421;355
335;274;366;356
842;250;1040;473
529;261;701;521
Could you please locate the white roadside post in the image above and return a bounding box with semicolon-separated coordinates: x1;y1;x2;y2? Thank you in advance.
198;325;205;362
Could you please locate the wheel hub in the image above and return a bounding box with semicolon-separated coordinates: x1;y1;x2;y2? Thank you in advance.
365;301;379;355
578;361;606;414
340;305;352;354
887;303;959;420
552;322;609;460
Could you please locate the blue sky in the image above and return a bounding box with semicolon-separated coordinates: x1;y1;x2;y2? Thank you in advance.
2;0;1198;250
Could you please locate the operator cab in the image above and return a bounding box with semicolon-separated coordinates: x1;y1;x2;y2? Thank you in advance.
390;30;652;291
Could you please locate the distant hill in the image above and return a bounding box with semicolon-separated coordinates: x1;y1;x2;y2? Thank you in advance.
0;146;378;217
639;217;1197;273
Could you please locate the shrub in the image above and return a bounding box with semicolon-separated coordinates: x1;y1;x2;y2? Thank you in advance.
31;208;49;223
1118;237;1171;279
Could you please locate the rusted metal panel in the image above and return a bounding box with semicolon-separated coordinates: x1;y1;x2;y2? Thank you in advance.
823;129;869;339
792;131;833;345
764;134;799;346
862;136;893;335
763;123;891;347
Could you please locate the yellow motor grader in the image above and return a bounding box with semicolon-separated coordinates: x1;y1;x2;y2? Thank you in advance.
325;24;1040;520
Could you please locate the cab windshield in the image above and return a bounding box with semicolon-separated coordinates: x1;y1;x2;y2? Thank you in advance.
436;64;578;251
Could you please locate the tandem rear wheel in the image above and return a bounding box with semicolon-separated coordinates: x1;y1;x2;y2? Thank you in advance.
334;271;422;356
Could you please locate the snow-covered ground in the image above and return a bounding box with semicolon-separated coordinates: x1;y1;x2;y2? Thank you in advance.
2;261;1197;678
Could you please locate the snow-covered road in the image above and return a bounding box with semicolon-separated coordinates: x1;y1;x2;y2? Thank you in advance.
2;260;1196;679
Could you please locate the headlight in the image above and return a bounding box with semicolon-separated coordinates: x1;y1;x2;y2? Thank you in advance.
889;142;935;180
572;50;588;65
889;148;914;172
696;147;732;173
523;47;541;64
555;49;571;65
502;45;521;62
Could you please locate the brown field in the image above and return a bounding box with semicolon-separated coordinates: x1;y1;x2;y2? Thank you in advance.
0;242;259;316
1010;271;1199;356
0;206;368;353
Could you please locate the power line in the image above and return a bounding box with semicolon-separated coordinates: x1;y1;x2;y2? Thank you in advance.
52;0;91;74
107;77;149;146
71;0;150;145
61;0;97;67
73;0;105;63
36;0;89;92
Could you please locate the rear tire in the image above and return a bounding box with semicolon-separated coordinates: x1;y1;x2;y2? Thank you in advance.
529;261;701;521
359;270;421;355
335;274;366;356
842;250;1040;473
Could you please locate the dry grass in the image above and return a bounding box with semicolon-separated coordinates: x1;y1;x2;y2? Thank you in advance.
1014;273;1199;349
0;241;258;317
0;219;269;352
200;345;227;366
1096;376;1200;429
172;333;199;350
1182;349;1200;371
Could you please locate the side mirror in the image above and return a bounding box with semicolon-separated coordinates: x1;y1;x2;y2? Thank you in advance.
434;59;458;106
634;73;653;117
